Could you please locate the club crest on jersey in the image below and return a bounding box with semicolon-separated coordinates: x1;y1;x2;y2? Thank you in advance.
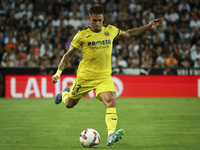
104;31;110;36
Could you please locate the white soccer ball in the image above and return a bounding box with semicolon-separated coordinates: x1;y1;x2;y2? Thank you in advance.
80;128;100;147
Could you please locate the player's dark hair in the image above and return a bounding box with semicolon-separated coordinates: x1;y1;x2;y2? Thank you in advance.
89;4;104;15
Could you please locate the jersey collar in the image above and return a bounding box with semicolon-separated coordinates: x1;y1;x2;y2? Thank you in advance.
89;27;102;33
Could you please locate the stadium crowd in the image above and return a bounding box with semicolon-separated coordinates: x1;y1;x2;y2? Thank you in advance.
1;0;200;71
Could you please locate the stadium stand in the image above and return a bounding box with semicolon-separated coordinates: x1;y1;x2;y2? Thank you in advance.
0;0;200;69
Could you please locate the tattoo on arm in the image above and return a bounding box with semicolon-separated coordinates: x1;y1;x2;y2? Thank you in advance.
127;25;150;38
58;45;78;71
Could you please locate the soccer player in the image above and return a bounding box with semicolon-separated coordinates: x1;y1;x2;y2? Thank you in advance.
52;4;164;147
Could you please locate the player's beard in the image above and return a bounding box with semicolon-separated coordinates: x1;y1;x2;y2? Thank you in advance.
92;25;102;32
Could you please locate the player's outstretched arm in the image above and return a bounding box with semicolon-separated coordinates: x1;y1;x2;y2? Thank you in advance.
52;45;78;83
119;18;164;39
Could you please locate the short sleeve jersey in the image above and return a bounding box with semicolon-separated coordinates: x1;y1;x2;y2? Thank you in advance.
71;25;121;80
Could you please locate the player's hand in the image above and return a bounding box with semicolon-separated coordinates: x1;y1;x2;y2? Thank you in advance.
52;75;60;83
52;70;62;83
148;18;164;29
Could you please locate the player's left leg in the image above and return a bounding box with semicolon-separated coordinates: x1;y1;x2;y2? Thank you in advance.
95;76;124;146
98;91;124;147
98;91;117;135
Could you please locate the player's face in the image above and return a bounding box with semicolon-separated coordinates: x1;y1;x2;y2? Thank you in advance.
89;14;104;32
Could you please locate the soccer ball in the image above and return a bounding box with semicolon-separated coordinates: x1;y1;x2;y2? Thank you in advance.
80;128;100;147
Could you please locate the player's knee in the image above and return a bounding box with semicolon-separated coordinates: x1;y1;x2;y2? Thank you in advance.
65;98;79;108
65;100;77;108
66;103;74;108
106;97;116;108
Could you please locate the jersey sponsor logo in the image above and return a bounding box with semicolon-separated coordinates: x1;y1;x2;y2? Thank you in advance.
88;40;111;46
111;118;117;120
104;31;110;36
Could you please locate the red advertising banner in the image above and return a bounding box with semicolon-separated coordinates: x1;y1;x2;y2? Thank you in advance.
5;75;200;98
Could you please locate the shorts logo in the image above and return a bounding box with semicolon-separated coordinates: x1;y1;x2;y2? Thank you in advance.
104;31;110;36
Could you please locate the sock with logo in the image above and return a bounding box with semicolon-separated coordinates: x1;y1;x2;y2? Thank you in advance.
62;91;69;103
105;107;118;136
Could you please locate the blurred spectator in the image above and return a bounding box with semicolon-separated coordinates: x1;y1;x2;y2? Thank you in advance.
39;64;47;75
106;0;117;13
68;14;82;30
141;52;153;68
33;0;47;14
152;32;162;46
52;16;61;27
81;14;90;27
1;55;14;67
128;37;140;57
121;48;130;62
129;0;141;14
24;0;34;11
70;55;79;67
153;1;164;15
128;53;140;68
116;6;129;22
142;13;150;26
141;45;153;68
164;7;179;23
191;38;200;52
5;38;17;51
13;52;25;67
2;0;11;12
21;6;33;20
160;67;174;75
154;55;166;68
165;52;178;67
40;39;53;58
178;0;190;13
115;66;126;75
178;51;192;67
154;46;166;68
179;43;190;56
70;1;80;11
0;39;4;63
116;55;127;68
115;39;126;55
191;44;200;66
189;14;200;30
190;6;200;18
143;8;155;21
194;58;200;68
177;33;191;52
154;26;165;43
69;8;82;19
4;32;17;45
79;0;92;15
40;54;51;67
26;48;39;67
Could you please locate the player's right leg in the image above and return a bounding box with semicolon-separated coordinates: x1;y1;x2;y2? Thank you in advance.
55;77;91;108
54;87;70;104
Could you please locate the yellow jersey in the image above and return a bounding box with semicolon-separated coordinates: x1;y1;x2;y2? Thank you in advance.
71;25;121;80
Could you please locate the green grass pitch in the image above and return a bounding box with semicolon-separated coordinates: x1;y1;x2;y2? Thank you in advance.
0;97;200;150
